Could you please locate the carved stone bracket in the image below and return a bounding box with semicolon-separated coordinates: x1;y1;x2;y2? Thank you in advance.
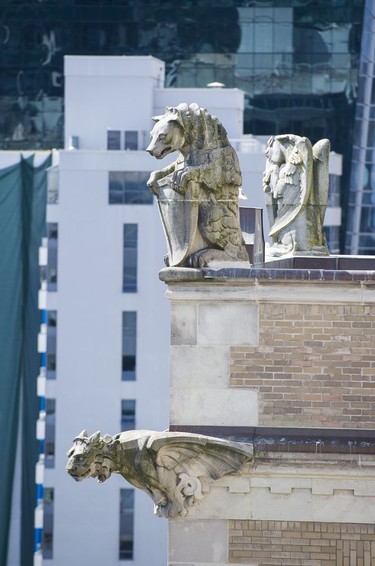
66;430;253;518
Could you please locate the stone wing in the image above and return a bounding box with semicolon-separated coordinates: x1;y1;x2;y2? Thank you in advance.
147;432;253;480
269;137;313;238
312;138;330;225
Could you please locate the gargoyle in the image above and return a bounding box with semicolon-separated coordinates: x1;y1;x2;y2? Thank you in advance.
263;134;330;256
146;103;249;268
66;429;253;518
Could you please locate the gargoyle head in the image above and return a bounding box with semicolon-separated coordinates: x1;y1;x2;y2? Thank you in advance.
66;430;114;483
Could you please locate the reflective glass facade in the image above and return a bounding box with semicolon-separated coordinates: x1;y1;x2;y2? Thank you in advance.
1;0;367;250
0;0;364;152
346;0;375;254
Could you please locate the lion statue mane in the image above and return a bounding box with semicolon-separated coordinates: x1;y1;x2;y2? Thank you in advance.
146;103;249;268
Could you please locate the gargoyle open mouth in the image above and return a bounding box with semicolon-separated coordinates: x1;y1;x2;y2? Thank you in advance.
67;467;92;481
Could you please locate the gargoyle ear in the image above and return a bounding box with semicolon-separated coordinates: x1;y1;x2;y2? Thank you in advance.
75;429;88;441
89;431;101;443
151;115;163;122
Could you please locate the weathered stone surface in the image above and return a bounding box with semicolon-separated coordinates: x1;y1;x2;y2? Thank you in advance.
66;429;253;518
169;520;228;563
146;103;249;268
181;451;375;523
263;134;330;257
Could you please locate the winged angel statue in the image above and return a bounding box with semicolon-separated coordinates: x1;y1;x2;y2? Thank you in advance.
66;429;253;518
263;134;330;256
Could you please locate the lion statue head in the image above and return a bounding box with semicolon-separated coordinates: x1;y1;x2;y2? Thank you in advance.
146;102;229;159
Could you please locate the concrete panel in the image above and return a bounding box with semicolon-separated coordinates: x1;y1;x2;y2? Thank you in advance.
171;346;229;389
311;493;375;523
169;520;228;564
170;387;258;426
171;303;197;345
198;303;258;346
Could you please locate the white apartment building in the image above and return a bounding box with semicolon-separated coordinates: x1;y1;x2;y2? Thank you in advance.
6;55;342;566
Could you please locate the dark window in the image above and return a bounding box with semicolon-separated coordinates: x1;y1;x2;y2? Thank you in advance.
123;224;137;292
47;310;57;380
47;223;58;292
109;172;153;204
122;312;136;381
119;489;134;561
121;400;136;431
43;487;54;559
124;130;138;150
107;130;121;150
45;399;56;469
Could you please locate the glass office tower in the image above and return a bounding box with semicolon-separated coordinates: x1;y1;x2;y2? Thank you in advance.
0;0;366;250
0;1;364;150
346;0;375;254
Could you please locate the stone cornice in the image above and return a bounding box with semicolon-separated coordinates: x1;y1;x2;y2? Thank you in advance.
161;267;375;304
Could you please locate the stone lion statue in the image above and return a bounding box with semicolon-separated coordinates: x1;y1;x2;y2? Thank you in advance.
66;429;253;519
146;103;249;268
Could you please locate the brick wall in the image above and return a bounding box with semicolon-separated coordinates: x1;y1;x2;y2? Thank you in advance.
230;303;375;428
228;520;375;565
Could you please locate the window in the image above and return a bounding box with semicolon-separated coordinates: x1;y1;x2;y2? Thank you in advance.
123;224;137;292
42;487;54;559
119;489;134;561
121;400;136;431
45;399;56;469
107;130;121;150
47;165;59;204
122;312;136;381
109;172;153;204
47;223;58;292
124;131;138;150
47;310;57;380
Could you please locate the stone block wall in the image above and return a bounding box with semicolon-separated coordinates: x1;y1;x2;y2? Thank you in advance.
229;520;375;565
162;269;375;566
230;303;375;428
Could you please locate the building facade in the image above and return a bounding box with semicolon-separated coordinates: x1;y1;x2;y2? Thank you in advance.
0;0;367;252
4;53;343;566
163;262;375;566
39;56;170;566
345;0;375;254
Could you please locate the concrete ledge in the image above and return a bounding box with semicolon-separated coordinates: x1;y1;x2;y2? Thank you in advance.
159;255;375;284
169;425;375;454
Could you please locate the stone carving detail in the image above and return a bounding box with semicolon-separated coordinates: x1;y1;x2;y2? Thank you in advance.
66;429;253;518
262;134;330;256
146;103;249;267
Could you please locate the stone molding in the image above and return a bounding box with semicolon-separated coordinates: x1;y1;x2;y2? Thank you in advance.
185;452;375;523
163;276;375;305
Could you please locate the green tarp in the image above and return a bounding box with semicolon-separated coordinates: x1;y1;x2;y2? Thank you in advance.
0;154;51;566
